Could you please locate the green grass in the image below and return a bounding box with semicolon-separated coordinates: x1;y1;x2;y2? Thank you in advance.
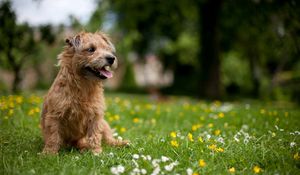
0;93;299;175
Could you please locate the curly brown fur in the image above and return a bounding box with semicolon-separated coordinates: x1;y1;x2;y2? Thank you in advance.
41;31;129;155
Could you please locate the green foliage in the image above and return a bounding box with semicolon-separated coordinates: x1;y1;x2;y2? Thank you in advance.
221;52;252;94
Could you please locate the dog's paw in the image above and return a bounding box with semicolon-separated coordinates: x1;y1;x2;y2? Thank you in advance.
92;148;103;156
42;148;59;155
122;140;131;147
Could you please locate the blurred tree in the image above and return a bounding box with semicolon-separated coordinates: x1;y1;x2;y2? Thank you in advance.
0;1;36;93
221;0;300;99
197;0;223;99
39;24;55;45
110;0;200;95
99;0;300;100
86;1;108;31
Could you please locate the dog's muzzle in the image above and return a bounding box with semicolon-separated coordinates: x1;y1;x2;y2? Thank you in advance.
84;55;117;80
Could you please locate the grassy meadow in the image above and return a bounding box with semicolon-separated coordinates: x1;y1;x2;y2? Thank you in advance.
0;93;299;175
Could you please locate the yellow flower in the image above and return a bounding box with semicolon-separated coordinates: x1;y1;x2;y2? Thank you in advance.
294;152;300;160
133;118;139;123
198;159;206;167
170;131;177;138
260;109;265;114
228;167;235;173
218;112;224;118
214;100;221;106
253;166;262;174
34;107;40;113
8;109;14;116
120;127;126;133
284;112;289;117
188;133;194;142
192;124;202;131
151;118;156;124
114;115;120;121
198;137;204;143
9;102;14;108
214;129;221;136
28;109;35;116
216;147;224;152
208;144;217;150
192;173;199;175
16;96;23;104
208;123;213;128
170;140;179;147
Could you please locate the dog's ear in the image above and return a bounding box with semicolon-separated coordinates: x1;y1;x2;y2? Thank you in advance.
65;35;81;48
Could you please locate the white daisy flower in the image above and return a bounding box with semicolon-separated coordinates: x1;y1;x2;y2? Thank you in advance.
161;156;169;162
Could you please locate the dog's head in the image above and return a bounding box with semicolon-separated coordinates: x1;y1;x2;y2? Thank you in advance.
64;31;117;80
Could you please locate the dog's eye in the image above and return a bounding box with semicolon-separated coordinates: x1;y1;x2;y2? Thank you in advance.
87;47;96;53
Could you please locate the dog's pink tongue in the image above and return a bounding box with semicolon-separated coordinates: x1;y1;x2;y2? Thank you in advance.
99;68;113;78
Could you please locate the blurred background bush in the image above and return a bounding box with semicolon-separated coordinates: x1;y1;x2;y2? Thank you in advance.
0;0;299;102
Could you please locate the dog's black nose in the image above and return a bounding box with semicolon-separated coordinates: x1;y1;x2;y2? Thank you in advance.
105;55;115;65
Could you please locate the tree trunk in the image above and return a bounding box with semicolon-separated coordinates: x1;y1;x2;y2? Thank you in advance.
12;65;21;93
249;55;260;97
198;0;223;99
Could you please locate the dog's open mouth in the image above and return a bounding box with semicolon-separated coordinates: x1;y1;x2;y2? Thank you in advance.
85;66;113;79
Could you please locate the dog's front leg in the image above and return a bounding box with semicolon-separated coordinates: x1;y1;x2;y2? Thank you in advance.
86;119;103;155
42;117;62;154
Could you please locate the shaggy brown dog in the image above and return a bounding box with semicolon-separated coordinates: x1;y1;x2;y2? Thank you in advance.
41;31;129;154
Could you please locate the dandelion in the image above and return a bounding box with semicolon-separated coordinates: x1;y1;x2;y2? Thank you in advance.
216;147;224;152
114;115;120;121
218;112;224;118
214;129;221;136
228;167;235;173
208;123;214;128
192;124;201;131
198;159;206;167
28;109;35;116
16;96;23;104
188;133;194;142
198;137;204;143
133;118;139;123
294;152;300;160
34;107;40;113
120;127;126;133
8;109;14;116
208;144;217;150
171;140;179;147
253;166;262;174
170;131;177;138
